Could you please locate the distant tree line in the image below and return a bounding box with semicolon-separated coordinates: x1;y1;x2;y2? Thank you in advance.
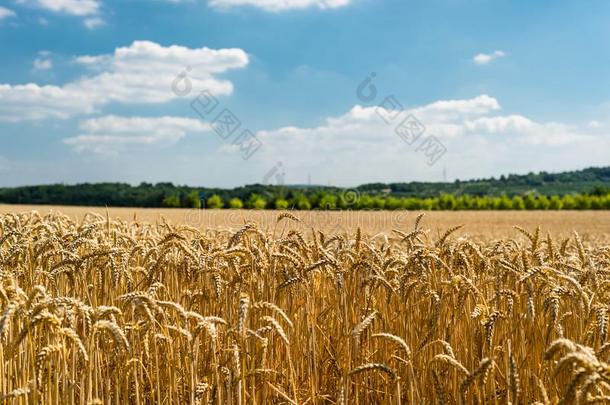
194;192;610;210
0;166;608;210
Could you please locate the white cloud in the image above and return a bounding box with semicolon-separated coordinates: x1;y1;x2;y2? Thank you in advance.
33;58;53;70
63;115;211;154
83;16;104;29
0;41;249;122
0;83;96;121
412;94;500;121
473;50;506;65
463;115;595;146
464;115;534;133
0;6;17;19
8;94;607;187
15;0;101;16
215;95;610;185
208;0;350;12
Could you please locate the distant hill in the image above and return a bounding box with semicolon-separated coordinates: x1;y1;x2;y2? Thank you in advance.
357;166;610;197
0;166;608;208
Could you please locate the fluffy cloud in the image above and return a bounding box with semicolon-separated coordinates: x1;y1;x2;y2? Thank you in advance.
15;0;101;16
207;0;350;12
0;84;97;121
216;95;609;185
0;41;249;122
26;94;609;187
0;6;16;19
33;58;53;70
63;115;211;154
260;95;500;150
473;50;506;65
411;94;500;121
83;16;104;29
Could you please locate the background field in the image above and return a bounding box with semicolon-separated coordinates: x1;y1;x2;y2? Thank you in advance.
1;204;608;241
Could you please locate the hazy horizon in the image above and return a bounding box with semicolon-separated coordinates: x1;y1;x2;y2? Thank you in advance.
1;164;606;190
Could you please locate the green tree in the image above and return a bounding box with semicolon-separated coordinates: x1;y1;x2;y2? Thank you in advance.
438;194;458;210
402;198;421;210
184;191;202;208
590;196;603;210
372;196;386;210
274;198;289;210
228;198;243;209
464;196;478;210
385;196;401;210
420;198;434;210
591;186;609;196
162;195;180;208
252;198;267;210
356;194;374;210
575;195;591;210
318;193;337;210
291;194;311;210
206;194;224;209
248;194;267;210
456;196;470;210
297;198;311;210
562;195;576;209
524;195;537;210
495;195;512;210
511;196;525;210
549;195;563;210
470;196;489;210
537;196;551;210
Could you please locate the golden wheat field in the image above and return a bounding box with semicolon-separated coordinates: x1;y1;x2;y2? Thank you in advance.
1;208;610;404
2;205;609;241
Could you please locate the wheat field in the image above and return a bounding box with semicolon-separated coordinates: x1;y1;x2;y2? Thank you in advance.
1;204;609;241
1;209;610;404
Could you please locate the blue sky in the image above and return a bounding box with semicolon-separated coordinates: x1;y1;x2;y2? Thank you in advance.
0;0;609;187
